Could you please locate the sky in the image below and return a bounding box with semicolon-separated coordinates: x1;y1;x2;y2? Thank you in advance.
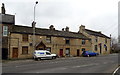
0;0;119;38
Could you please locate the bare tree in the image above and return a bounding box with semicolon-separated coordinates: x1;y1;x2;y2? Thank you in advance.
111;37;120;53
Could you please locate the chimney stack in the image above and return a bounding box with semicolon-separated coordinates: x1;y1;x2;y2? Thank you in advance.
49;25;55;30
1;3;6;14
79;25;85;33
62;28;64;31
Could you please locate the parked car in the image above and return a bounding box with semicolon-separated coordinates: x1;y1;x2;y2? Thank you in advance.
82;50;99;57
33;50;57;61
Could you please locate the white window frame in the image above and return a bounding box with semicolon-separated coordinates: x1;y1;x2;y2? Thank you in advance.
3;26;8;36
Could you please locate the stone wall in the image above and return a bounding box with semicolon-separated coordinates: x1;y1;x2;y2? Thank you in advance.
9;33;92;59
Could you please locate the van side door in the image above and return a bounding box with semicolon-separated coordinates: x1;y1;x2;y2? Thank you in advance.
46;52;52;58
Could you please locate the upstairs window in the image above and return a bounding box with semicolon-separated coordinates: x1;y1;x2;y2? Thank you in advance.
3;26;8;36
82;40;85;45
66;39;70;45
46;36;51;43
95;37;98;42
105;38;107;43
22;34;28;41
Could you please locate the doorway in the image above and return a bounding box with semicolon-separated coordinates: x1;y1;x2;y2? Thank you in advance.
59;49;63;57
77;49;80;56
66;48;70;57
2;48;8;60
12;48;18;58
100;44;102;54
36;41;46;50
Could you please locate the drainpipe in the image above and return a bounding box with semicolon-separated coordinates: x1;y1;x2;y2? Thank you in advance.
8;31;10;59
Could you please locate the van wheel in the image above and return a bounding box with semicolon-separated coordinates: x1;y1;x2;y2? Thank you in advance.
52;56;56;59
35;58;38;61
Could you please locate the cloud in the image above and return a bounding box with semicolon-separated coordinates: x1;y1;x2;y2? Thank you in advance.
0;0;119;38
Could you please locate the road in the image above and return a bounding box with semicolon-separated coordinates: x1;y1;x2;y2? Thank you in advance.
2;53;119;74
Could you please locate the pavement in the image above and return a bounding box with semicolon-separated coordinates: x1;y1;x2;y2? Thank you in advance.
2;53;119;74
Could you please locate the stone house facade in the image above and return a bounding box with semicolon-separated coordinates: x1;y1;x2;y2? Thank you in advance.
79;25;111;54
8;25;91;59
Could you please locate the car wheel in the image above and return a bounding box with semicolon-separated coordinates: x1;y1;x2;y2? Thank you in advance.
87;55;90;57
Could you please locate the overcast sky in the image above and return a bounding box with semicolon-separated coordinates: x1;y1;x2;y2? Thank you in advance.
0;0;119;38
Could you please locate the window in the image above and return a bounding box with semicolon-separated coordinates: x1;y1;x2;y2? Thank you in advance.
22;34;28;41
82;40;85;45
95;45;97;51
46;52;51;55
22;46;28;54
46;36;51;43
104;44;107;51
3;26;8;36
46;47;51;52
95;37;98;42
105;46;107;51
82;48;85;51
66;40;70;45
105;38;107;43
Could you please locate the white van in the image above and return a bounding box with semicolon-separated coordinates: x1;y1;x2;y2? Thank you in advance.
33;50;57;60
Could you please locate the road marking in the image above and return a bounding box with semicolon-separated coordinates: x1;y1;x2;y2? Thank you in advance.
112;66;120;75
103;62;108;64
71;63;99;68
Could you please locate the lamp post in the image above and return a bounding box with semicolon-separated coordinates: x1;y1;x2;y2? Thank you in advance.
34;1;38;21
32;1;38;51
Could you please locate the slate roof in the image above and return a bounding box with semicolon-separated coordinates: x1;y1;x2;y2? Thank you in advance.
11;25;90;40
0;13;15;24
85;29;110;39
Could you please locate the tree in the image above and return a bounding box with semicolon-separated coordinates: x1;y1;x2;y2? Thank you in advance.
111;37;120;53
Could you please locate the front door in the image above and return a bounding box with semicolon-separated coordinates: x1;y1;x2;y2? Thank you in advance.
12;48;18;58
2;48;8;60
100;44;102;54
66;48;70;57
59;49;63;57
77;49;80;56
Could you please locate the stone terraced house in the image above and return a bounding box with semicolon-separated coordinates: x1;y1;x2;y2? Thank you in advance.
79;25;111;55
1;3;111;59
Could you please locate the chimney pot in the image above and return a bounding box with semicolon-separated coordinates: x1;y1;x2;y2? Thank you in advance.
65;26;69;32
1;3;6;14
49;25;55;30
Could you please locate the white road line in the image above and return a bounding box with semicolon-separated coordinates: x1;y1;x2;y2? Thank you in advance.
71;63;99;68
103;62;108;64
112;66;120;75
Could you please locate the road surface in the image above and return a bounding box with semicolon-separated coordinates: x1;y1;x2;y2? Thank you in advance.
2;53;119;74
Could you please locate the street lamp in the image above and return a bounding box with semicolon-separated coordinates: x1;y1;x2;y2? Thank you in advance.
34;1;38;21
32;1;38;51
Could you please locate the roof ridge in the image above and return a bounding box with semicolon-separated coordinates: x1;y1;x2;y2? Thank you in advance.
85;29;110;39
12;25;90;39
85;29;101;33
